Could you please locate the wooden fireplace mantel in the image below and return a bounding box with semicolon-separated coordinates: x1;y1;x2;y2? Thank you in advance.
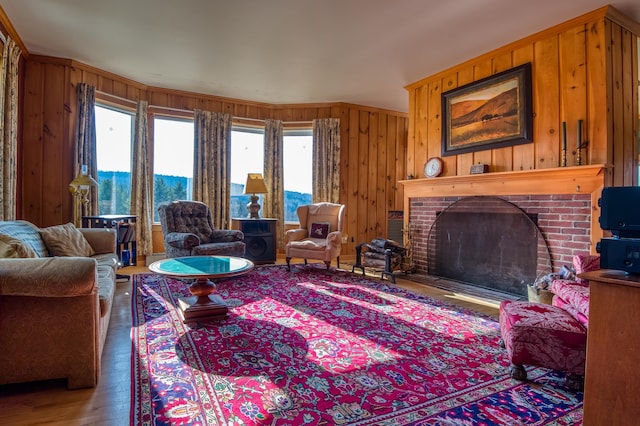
399;164;609;253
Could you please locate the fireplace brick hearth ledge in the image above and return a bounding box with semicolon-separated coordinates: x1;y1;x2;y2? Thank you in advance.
399;164;608;258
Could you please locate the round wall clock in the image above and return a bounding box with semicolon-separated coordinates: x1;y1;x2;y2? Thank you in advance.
424;157;443;178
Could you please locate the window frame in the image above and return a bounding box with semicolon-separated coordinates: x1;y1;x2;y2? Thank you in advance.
151;113;196;222
94;101;135;216
94;102;315;223
229;125;266;220
282;127;313;224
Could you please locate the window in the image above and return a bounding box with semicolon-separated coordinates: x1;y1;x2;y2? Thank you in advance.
229;127;313;221
153;117;194;221
95;104;133;215
96;108;312;222
283;130;312;221
230;128;264;219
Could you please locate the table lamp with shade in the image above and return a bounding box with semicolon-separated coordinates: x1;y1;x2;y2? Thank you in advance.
69;164;98;226
244;173;268;219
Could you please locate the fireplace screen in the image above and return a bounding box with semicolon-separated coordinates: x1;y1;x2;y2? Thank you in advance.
427;197;551;297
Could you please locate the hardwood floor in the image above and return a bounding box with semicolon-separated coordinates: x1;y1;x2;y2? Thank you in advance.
0;260;500;425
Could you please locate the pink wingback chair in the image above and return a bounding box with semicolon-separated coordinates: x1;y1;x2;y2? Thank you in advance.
285;203;346;270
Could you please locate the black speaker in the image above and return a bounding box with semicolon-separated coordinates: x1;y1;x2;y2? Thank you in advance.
596;186;640;274
232;218;277;265
598;186;640;237
597;238;640;274
244;234;275;264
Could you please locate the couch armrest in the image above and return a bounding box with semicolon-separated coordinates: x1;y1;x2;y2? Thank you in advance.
80;228;117;255
211;229;244;243
285;228;307;243
165;232;200;249
0;257;97;297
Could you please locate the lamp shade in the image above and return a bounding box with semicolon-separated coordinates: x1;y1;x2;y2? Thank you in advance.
69;173;98;188
244;173;268;194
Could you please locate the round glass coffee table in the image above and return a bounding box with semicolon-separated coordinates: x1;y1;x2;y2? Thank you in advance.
149;255;254;324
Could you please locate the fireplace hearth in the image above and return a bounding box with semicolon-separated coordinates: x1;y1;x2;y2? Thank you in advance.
426;197;551;297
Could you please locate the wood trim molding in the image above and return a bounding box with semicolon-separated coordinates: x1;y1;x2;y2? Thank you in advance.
0;6;28;57
400;164;609;253
606;6;640;35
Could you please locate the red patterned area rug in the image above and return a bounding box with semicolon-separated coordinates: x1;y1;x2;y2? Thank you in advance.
131;265;583;425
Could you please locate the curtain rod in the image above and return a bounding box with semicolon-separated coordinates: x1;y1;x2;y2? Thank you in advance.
96;90;315;125
236;117;313;126
96;93;313;125
96;90;138;106
149;108;313;125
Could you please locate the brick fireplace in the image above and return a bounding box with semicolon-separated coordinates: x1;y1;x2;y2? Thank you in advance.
400;165;606;291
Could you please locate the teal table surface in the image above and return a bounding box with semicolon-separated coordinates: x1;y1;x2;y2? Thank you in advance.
149;256;254;278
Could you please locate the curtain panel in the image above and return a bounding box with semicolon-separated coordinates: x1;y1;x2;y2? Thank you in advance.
193;110;233;229
0;37;21;221
312;118;341;203
75;83;99;216
263;119;285;249
131;100;153;257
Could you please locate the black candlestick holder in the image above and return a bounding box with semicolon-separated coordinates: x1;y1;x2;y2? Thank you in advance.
576;119;583;166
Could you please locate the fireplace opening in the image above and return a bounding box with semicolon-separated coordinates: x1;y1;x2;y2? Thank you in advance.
426;196;551;297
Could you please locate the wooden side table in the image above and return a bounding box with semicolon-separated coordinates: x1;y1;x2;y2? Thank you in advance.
82;214;137;266
580;269;640;425
231;218;277;264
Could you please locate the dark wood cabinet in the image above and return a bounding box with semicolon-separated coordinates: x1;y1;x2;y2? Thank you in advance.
231;218;277;265
580;270;640;425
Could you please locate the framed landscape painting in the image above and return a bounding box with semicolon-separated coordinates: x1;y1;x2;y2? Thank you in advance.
441;63;533;156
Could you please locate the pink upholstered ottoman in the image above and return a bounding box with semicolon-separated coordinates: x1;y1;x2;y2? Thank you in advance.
499;300;587;388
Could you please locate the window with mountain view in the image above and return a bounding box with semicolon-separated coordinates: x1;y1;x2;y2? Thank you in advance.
230;128;312;222
283;129;313;222
95;104;133;215
153;117;194;222
230;128;264;219
96;110;312;225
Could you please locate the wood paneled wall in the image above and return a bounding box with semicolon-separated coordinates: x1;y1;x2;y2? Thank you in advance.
19;56;408;255
405;6;638;187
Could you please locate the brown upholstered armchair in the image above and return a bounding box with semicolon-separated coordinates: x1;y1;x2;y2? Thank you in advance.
285;202;345;270
158;200;245;258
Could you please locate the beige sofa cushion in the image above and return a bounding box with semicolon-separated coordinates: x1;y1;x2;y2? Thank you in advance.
0;234;38;258
97;266;116;317
39;223;96;257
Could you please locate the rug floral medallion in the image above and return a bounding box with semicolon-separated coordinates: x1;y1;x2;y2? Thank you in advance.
131;265;583;425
